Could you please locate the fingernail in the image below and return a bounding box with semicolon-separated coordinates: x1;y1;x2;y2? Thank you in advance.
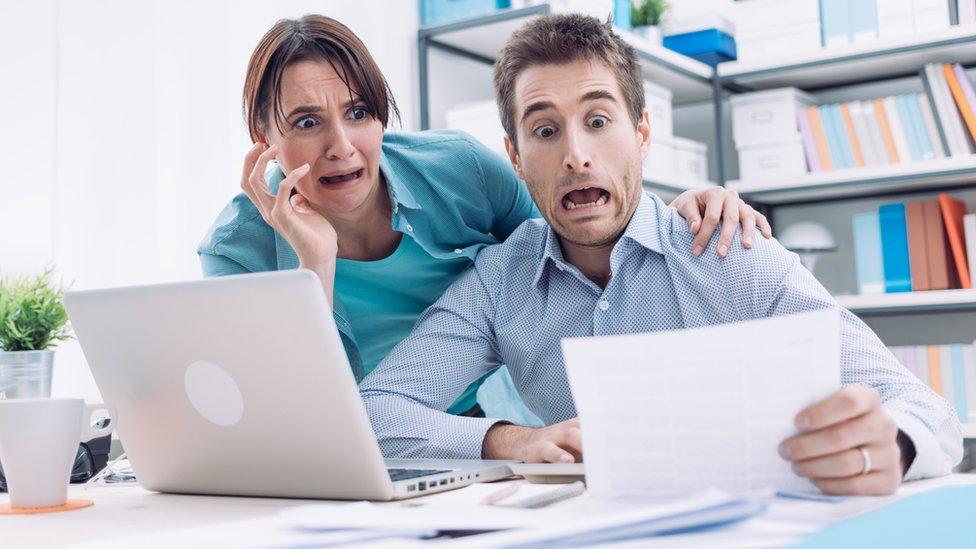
717;244;728;256
298;163;310;172
560;455;573;463
796;414;810;430
743;237;752;248
692;245;704;256
691;221;700;233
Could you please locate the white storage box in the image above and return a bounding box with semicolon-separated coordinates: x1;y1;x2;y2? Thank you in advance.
644;136;676;181
644;80;673;137
672;136;709;182
735;23;822;63
733;0;819;36
730;87;818;148
737;136;808;181
445;100;506;158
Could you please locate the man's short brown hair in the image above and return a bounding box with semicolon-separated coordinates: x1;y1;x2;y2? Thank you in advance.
493;14;644;148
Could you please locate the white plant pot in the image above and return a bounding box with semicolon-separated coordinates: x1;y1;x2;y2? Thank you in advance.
0;350;55;399
633;25;662;44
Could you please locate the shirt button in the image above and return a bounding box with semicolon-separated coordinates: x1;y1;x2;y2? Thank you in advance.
556;264;565;271
598;300;610;311
406;225;414;232
454;248;463;254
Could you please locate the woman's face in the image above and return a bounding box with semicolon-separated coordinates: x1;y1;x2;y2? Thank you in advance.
261;59;385;217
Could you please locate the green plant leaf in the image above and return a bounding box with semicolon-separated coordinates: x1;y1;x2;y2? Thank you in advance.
0;268;73;352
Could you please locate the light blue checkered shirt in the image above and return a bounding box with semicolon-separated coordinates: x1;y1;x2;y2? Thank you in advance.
360;192;962;481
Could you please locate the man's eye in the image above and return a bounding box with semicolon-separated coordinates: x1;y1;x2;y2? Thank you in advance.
588;115;609;129
349;107;369;120
295;117;317;130
533;125;557;139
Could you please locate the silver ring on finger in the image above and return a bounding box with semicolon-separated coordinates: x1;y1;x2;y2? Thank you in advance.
859;447;872;476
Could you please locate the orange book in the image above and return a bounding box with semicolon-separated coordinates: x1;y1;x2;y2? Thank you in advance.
873;99;901;164
840;103;866;167
943;63;976;143
905;201;930;291
806;107;834;170
928;346;943;396
938;192;972;289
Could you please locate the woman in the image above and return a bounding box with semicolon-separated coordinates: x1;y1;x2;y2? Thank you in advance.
198;15;771;420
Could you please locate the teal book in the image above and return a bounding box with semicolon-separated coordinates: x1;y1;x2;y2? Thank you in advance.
906;93;935;159
852;212;885;294
895;95;922;161
879;203;912;293
829;104;856;169
794;486;976;548
819;106;845;169
951;344;968;423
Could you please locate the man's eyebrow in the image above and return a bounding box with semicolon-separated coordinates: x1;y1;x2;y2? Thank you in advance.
520;100;555;124
581;89;619;104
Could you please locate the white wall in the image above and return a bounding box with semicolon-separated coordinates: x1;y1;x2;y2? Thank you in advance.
0;0;419;402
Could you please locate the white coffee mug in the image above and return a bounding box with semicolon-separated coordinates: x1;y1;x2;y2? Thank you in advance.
0;398;116;508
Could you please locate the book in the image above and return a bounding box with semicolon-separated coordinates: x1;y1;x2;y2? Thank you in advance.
863;100;893;164
905;201;930;291
938;193;972;289
852;101;883;165
873;98;902;163
951;345;969;423
807;107;834;170
879;203;913;293
965;213;976;290
923;199;954;290
820;0;851;48
840;102;866;167
952;63;976;148
928;63;971;156
943;63;976;148
917;93;947;158
851;0;879;43
915;345;930;385
883;97;913;163
966;343;976;421
821;105;847;169
928;345;943;396
852;212;886;294
830;104;857;168
796;108;822;172
894;95;922;161
941;345;958;415
904;92;935;159
919;68;952;156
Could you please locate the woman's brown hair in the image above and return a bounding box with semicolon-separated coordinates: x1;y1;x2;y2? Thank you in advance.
242;14;400;142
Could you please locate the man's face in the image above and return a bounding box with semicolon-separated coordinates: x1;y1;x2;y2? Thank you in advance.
505;59;650;248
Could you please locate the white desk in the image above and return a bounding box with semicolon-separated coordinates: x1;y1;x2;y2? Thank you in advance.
3;474;975;548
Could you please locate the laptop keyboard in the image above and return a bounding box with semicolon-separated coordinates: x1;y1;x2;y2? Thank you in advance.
387;468;450;482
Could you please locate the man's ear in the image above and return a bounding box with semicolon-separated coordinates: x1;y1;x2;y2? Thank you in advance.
504;135;525;180
637;108;651;159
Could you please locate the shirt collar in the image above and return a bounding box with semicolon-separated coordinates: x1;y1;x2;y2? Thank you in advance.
379;149;421;211
532;191;663;287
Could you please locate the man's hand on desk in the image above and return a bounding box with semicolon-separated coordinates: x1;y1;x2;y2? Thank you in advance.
779;385;907;496
482;418;582;463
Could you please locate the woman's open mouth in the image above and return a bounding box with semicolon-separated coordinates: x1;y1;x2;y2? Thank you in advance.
319;168;364;185
562;187;610;211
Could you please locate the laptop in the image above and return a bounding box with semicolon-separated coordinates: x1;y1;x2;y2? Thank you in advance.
63;270;514;500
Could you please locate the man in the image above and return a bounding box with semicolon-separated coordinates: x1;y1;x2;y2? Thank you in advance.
359;14;961;495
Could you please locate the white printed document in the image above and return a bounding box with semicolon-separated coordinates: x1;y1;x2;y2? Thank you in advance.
561;309;841;498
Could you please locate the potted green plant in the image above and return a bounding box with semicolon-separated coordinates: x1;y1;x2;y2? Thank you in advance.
631;0;668;44
0;269;71;399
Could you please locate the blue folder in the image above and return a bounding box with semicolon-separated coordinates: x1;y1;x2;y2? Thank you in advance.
878;203;912;293
793;486;976;548
852;212;885;294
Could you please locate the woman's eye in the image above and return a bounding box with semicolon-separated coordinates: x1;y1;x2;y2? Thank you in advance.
295;116;317;130
349;107;369;121
588;115;609;129
533;125;557;139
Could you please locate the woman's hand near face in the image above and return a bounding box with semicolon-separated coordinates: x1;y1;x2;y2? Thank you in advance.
241;142;340;302
669;187;773;258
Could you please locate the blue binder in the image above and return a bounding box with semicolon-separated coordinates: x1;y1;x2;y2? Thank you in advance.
878;203;912;293
852;212;885;294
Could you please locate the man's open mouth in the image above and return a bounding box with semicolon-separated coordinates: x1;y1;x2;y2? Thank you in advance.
561;186;610;211
319;168;364;185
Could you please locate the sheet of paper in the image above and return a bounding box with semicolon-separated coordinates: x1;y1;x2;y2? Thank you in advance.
561;309;841;499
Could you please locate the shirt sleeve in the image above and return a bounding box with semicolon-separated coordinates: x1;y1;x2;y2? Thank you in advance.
743;239;963;480
465;135;540;240
359;262;506;459
197;194;277;277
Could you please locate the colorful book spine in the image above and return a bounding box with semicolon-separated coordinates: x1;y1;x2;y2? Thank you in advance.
938;193;972;289
943;63;976;146
821;105;846;169
879;203;913;293
884;96;913;163
965;214;976;290
874;98;901;163
894;94;922;161
890;342;976;424
928;345;944;396
840;103;866;167
852;212;886;294
863;100;893;164
905;201;930;291
919;68;952;156
951;345;969;423
966;343;976;422
807;107;834;170
917;93;946;158
905;93;935;159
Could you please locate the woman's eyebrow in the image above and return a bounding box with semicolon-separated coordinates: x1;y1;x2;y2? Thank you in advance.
286;99;361;119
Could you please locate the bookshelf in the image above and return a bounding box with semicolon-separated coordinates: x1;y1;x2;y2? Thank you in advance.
719;25;976;91
726;155;976;205
835;289;976;315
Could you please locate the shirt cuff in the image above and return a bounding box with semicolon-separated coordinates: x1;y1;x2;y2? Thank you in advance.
886;408;953;481
428;415;507;459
